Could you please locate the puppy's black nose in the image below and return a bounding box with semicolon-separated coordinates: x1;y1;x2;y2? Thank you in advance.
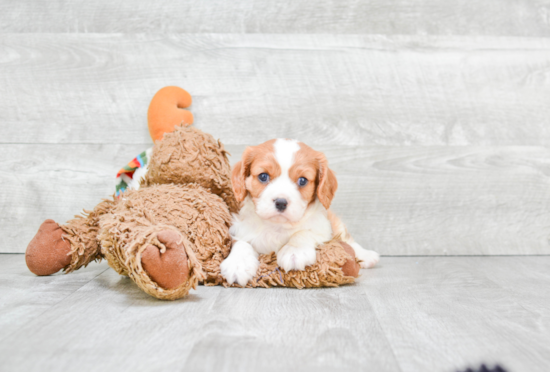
274;198;288;212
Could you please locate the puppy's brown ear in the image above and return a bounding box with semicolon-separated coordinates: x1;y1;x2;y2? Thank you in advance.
316;153;338;210
232;161;247;204
232;147;253;204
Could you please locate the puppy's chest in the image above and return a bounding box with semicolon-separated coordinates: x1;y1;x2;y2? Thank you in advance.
250;226;294;255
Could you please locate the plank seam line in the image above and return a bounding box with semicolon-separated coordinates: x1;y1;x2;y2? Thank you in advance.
361;284;404;372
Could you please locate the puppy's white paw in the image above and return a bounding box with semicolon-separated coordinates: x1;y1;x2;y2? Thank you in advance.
220;253;259;287
351;244;380;269
277;245;317;272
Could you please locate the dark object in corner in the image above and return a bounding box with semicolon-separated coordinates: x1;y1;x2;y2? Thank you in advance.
458;364;508;372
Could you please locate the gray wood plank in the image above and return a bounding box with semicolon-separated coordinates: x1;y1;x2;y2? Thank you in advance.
363;257;550;372
325;146;550;256
0;254;399;372
3;144;550;255
2;255;550;371
1;0;549;37
182;285;398;371
0;255;109;343
1;34;550;146
0;143;149;254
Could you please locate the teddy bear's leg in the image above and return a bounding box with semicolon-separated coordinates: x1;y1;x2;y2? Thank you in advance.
25;199;115;276
339;241;361;278
247;240;361;289
103;225;206;300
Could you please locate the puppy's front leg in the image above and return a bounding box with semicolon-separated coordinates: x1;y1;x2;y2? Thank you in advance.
220;240;260;286
277;231;321;272
349;242;379;269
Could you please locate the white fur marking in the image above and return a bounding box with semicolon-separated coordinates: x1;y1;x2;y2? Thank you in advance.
254;139;306;223
273;138;300;174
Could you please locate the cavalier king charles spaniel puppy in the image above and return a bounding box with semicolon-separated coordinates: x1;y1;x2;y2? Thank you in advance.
221;138;379;286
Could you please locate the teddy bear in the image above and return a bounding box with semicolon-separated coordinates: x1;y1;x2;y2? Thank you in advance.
25;86;361;300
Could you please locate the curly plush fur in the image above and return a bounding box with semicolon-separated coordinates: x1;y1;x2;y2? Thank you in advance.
141;126;238;214
26;125;360;300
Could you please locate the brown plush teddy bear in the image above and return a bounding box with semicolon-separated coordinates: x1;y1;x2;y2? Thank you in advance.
25;87;361;300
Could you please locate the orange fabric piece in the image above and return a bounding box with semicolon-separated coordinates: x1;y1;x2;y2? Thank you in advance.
147;86;194;142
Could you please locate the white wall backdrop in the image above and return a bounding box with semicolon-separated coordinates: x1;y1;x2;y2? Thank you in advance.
1;1;549;254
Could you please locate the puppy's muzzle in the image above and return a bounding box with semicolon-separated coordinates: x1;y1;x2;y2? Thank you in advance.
274;198;288;212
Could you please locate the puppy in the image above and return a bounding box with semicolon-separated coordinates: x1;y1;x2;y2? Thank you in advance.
220;138;379;286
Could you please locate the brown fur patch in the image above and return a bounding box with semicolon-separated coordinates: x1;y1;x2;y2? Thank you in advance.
290;143;322;206
315;150;338;210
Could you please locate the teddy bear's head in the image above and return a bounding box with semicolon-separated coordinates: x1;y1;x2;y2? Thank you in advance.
141;125;239;214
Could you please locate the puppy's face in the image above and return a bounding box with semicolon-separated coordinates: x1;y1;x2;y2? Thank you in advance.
232;139;337;223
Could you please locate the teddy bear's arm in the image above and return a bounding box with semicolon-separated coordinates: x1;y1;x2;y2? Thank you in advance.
26;198;116;276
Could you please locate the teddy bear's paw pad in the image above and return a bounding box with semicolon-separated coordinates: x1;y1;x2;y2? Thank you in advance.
25;219;72;276
141;231;189;290
339;242;361;278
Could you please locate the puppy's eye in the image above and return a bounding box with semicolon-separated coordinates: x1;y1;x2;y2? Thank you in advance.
258;173;270;183
298;177;308;187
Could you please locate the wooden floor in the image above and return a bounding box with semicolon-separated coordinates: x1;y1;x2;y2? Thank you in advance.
1;254;549;372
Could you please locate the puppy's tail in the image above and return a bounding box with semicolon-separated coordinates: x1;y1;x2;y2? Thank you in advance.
147;86;194;142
